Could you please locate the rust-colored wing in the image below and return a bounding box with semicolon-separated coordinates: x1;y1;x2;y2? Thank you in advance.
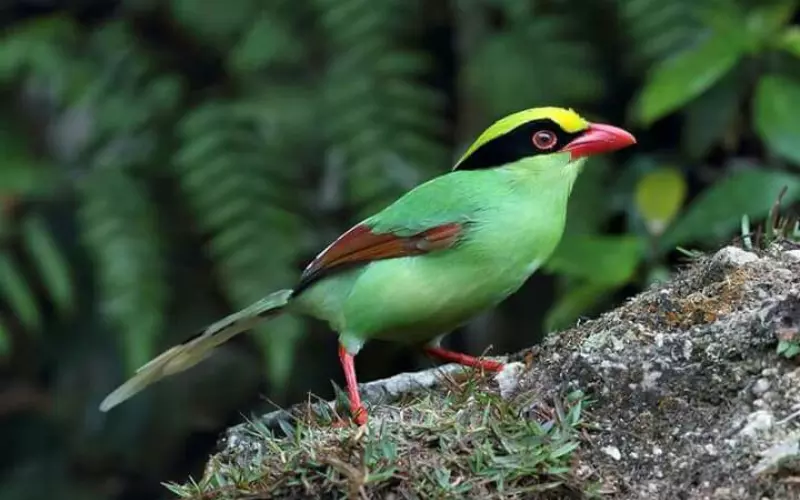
294;222;463;294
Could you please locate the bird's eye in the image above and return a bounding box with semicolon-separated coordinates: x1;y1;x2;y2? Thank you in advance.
532;130;558;150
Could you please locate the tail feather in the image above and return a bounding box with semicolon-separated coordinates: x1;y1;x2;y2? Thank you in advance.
99;289;293;412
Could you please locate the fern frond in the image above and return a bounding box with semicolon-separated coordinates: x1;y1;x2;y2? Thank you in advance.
614;0;717;73
58;23;175;373
169;0;264;50
79;167;166;374
461;0;604;118
315;0;448;215
0;16;80;92
0;213;75;340
227;0;314;77
0;122;75;343
0;251;42;333
22;215;75;316
174;101;307;388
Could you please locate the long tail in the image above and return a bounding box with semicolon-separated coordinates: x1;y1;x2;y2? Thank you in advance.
99;289;294;412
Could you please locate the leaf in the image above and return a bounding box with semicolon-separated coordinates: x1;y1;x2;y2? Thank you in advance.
615;0;712;73
545;281;620;332
0;125;60;198
0;16;78;83
681;66;745;158
175;100;307;388
549;441;580;459
170;0;261;49
0;159;56;197
776;26;800;58
634;167;687;236
545;234;645;285
754;74;800;164
80;168;166;373
633;29;747;125
660;167;800;251
228;13;307;75
316;0;448;211
743;0;797;51
22;215;74;315
777;340;800;358
466;13;603;116
0;252;41;333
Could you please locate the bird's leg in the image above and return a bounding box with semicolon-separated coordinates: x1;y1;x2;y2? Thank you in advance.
424;346;504;372
337;344;368;426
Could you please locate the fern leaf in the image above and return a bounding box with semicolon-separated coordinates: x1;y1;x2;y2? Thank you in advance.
461;1;604;118
0;252;42;333
0;16;79;90
228;0;314;76
315;0;448;215
79;168;166;374
170;0;263;50
175;101;307;389
614;0;717;73
22;215;75;315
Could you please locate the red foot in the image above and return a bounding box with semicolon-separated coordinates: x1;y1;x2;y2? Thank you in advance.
351;405;368;426
338;344;368;426
424;346;504;372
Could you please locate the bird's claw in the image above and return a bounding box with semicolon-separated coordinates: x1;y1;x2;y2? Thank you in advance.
352;405;368;426
330;405;368;428
477;359;504;372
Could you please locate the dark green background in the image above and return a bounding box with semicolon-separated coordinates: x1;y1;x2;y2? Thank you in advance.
1;0;799;499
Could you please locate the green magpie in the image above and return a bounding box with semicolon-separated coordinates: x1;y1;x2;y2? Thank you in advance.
99;107;636;425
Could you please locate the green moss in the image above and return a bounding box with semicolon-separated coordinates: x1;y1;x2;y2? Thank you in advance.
165;372;593;499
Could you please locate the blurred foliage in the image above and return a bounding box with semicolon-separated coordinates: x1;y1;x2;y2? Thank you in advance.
1;0;800;498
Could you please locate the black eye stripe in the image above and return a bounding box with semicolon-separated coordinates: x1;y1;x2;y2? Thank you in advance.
455;118;583;171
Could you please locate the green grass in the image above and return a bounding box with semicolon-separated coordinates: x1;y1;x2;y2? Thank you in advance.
164;370;594;499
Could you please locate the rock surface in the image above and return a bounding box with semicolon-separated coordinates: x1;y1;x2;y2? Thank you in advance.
508;245;800;499
213;246;800;499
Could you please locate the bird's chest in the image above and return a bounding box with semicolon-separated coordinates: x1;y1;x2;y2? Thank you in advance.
395;200;565;317
465;200;565;285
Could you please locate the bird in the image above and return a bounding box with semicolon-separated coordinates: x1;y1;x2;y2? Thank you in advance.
99;107;636;425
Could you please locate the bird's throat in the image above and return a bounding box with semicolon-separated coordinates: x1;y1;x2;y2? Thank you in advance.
498;155;585;209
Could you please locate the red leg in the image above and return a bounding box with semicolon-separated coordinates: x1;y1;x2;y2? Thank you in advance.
338;344;368;425
424;346;504;372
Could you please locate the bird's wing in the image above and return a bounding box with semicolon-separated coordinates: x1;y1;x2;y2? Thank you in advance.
294;169;489;293
295;222;463;293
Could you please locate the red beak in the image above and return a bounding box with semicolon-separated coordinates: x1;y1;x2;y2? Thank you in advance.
563;123;636;160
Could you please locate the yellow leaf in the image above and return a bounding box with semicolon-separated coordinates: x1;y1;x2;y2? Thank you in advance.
635;168;687;235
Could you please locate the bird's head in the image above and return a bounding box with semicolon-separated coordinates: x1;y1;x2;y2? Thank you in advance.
453;107;636;172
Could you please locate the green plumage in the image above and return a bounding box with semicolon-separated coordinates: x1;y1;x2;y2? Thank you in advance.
98;106;635;421
292;152;584;353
